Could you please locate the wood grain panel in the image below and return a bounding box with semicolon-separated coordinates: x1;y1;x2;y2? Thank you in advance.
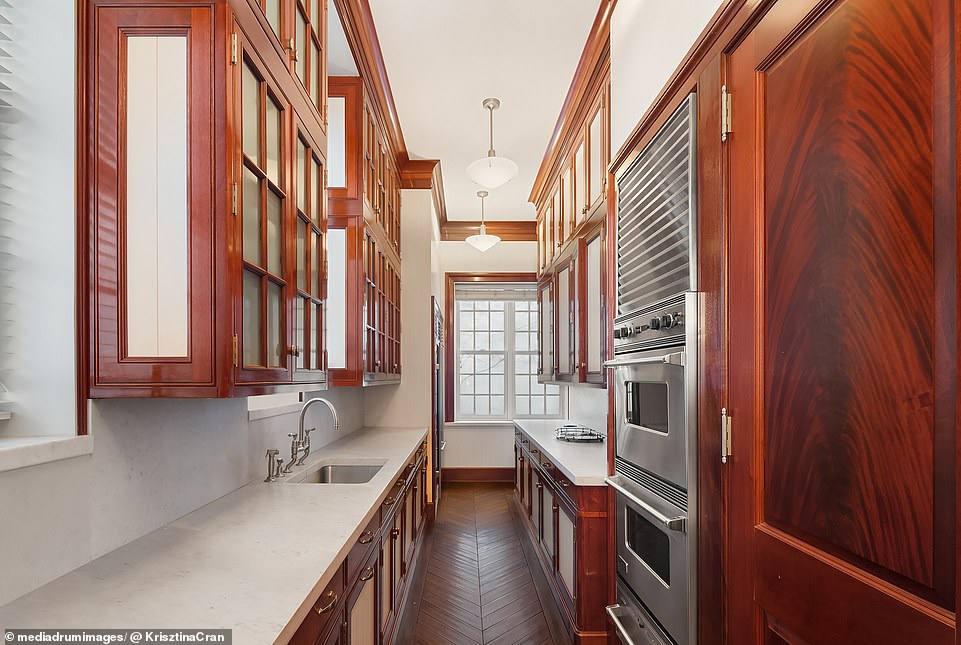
761;0;944;595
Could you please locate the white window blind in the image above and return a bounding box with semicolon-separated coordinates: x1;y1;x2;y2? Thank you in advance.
454;282;563;421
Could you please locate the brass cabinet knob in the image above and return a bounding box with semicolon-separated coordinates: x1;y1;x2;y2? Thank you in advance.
314;590;337;615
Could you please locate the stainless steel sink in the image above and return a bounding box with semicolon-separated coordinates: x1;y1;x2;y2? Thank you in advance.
300;463;384;484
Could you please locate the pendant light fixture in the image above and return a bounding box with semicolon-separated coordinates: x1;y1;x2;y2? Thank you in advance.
466;190;501;252
466;98;518;189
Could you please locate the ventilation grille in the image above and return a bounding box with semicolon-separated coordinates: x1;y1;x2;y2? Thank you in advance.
616;95;696;316
615;457;687;510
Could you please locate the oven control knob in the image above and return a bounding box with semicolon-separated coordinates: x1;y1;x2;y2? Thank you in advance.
613;328;623;339
661;315;675;329
649;317;661;330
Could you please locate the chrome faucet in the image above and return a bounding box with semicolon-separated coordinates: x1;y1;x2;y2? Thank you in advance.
283;397;340;473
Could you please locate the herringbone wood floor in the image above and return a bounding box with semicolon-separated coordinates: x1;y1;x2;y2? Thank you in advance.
408;484;568;645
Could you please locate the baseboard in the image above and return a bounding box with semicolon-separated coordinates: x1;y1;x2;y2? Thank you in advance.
442;467;514;483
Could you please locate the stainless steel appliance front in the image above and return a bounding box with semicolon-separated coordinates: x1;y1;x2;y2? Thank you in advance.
607;577;674;645
608;474;695;645
608;292;698;493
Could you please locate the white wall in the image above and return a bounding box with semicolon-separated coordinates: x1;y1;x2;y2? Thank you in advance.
0;387;365;606
363;190;435;429
610;0;724;154
0;0;77;438
568;385;607;435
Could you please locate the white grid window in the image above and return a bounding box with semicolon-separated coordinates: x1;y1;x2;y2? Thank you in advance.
455;283;563;421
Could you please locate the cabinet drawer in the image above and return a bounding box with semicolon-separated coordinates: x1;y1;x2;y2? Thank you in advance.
346;511;380;583
291;563;345;645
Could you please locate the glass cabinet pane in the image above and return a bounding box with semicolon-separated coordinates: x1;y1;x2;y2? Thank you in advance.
241;63;260;163
310;230;320;296
295;298;306;369
295;13;306;84
310;39;321;107
574;141;586;226
589;108;603;206
297;140;307;213
265;0;280;37
297;220;307;290
243;270;263;366
310;0;320;24
265;97;281;185
242;167;262;265
266;189;282;274
310;303;319;369
557;267;570;374
587;236;602;373
267;281;283;367
310;156;321;225
562;167;573;240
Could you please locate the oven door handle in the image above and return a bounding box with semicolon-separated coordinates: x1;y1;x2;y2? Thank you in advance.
604;352;684;368
606;477;687;533
606;604;640;645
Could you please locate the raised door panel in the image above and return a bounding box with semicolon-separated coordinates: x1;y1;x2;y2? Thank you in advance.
727;0;957;643
90;5;216;392
542;485;556;562
532;470;542;540
557;504;576;603
574;136;587;229
347;549;377;645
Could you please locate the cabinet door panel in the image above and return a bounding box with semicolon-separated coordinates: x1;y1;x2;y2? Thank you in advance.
558;505;576;600
727;0;957;643
347;550;377;645
91;5;215;390
542;485;555;560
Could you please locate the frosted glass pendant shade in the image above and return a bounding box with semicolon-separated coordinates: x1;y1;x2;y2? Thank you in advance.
466;155;518;189
466;224;501;252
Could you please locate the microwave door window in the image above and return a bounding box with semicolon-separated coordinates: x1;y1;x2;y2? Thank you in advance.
625;381;669;434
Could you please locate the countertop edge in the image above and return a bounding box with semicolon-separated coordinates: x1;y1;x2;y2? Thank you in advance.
275;427;428;643
512;420;608;487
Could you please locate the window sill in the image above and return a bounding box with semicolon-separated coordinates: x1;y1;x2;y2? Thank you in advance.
444;420;517;428
0;435;93;474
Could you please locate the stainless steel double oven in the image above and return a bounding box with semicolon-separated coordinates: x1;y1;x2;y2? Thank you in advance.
606;293;698;645
605;93;698;645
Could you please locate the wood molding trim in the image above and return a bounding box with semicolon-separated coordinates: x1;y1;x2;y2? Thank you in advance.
400;157;448;226
441;220;537;242
443;272;538;422
529;0;613;206
442;468;515;483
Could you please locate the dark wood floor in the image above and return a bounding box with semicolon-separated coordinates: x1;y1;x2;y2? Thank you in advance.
402;483;571;645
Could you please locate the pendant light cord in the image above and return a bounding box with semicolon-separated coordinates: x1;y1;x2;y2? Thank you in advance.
488;105;495;157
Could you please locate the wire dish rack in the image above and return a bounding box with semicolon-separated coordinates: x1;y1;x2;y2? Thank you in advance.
554;424;605;443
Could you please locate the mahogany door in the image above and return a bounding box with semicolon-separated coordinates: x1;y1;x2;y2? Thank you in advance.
726;1;958;643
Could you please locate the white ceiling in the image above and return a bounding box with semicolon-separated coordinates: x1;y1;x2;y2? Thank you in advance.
367;0;598;221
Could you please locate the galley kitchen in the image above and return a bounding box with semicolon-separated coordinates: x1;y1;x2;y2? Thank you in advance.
0;1;957;644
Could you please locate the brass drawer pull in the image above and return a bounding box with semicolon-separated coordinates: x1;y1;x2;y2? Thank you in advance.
390;528;400;538
360;566;374;581
314;590;338;615
560;480;570;487
383;496;395;506
358;530;374;545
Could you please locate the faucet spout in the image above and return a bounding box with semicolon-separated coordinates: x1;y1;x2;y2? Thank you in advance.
295;397;341;466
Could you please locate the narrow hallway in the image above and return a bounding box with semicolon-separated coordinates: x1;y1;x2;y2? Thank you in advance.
405;484;571;645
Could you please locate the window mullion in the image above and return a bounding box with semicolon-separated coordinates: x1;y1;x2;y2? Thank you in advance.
505;300;515;420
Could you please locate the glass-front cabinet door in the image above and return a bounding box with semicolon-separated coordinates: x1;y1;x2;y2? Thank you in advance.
537;278;555;383
236;47;292;384
292;123;328;382
581;222;607;385
586;89;608;216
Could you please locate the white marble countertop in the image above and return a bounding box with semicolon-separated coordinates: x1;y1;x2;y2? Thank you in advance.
513;419;608;486
0;426;428;644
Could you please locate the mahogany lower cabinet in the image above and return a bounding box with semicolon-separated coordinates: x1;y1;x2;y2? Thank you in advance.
291;441;427;645
514;432;608;644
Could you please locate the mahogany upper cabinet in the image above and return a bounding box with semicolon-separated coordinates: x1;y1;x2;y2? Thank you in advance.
83;0;329;397
326;76;402;387
533;76;609;387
